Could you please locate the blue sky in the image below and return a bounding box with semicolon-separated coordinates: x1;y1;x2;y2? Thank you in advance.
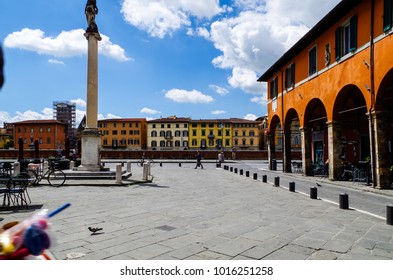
0;0;340;126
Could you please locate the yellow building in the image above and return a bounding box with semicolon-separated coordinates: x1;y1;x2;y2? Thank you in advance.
0;123;13;149
189;119;231;150
98;118;147;149
147;116;190;150
230;118;259;150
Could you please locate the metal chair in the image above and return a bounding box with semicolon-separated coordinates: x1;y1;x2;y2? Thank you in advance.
0;173;12;207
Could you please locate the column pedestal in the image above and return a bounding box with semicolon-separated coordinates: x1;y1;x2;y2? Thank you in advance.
76;128;108;171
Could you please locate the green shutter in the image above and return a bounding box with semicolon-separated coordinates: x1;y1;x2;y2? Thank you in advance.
335;27;342;61
350;15;358;52
384;0;392;32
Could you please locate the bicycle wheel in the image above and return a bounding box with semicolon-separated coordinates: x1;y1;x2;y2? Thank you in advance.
47;170;66;187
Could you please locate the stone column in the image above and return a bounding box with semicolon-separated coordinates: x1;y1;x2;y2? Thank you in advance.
300;126;313;176
371;111;391;189
283;128;292;173
77;31;105;171
327;121;341;180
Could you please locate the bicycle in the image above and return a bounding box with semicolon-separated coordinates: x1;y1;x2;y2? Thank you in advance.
26;161;66;187
337;161;354;181
137;157;155;167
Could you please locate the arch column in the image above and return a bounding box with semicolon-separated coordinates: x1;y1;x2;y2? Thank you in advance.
300;126;313;176
267;134;276;170
370;111;391;188
283;128;292;173
327;121;342;180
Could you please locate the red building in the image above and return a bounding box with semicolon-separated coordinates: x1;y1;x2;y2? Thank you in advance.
13;120;67;150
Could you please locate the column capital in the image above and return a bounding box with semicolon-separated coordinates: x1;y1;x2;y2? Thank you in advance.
84;32;102;41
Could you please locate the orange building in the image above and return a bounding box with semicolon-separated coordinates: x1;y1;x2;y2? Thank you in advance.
13;120;67;150
258;0;393;188
98;118;147;150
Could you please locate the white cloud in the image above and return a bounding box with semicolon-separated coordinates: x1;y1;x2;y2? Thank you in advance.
4;28;131;62
211;110;226;115
208;0;340;95
141;107;161;115
209;84;229;96
48;59;65;65
71;98;87;108
98;113;122;120
0;108;53;126
165;89;214;103
251;95;267;106
121;0;223;38
243;113;258;121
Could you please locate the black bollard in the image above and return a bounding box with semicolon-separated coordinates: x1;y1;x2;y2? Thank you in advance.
160;162;162;167
262;175;267;183
339;193;349;209
230;167;233;172
224;165;227;170
387;205;393;225
234;168;238;174
274;176;280;187
289;182;295;192
253;173;258;180
179;162;182;167
310;187;318;199
240;169;243;175
246;171;249;177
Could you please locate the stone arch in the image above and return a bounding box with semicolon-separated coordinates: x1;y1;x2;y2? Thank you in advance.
268;114;281;170
284;108;301;172
303;99;328;176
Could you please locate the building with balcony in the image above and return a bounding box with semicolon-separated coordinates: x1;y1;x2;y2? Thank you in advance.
98;118;147;150
147;116;190;150
13;120;67;150
258;0;393;188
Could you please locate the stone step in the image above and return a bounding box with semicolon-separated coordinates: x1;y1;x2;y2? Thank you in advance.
62;170;132;180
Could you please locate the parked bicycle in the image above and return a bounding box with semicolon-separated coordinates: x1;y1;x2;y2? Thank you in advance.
25;161;66;187
137;157;155;167
337;161;354;181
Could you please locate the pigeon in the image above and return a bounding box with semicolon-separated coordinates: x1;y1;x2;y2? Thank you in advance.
88;226;103;235
316;182;322;187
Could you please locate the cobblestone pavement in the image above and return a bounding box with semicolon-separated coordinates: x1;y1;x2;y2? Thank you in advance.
1;161;393;260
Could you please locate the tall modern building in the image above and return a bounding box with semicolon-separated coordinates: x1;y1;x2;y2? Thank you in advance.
53;101;76;147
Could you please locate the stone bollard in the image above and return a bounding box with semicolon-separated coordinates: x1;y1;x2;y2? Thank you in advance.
13;162;20;175
253;173;258;180
274;176;280;187
143;163;150;180
387;205;393;226
115;164;122;184
127;161;132;172
339;193;349;209
69;161;75;169
310;187;318;199
246;171;250;177
289;181;295;192
262;175;267;183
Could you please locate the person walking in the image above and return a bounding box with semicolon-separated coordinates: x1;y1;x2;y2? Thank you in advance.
195;151;204;169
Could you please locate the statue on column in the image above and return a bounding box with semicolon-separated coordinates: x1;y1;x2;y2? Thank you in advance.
85;0;99;33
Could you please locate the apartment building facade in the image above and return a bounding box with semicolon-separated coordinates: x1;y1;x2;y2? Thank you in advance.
98;118;147;150
13;120;67;150
147;116;190;150
258;0;393;188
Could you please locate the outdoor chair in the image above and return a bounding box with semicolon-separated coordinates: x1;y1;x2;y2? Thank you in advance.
0;173;12;207
7;173;31;207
